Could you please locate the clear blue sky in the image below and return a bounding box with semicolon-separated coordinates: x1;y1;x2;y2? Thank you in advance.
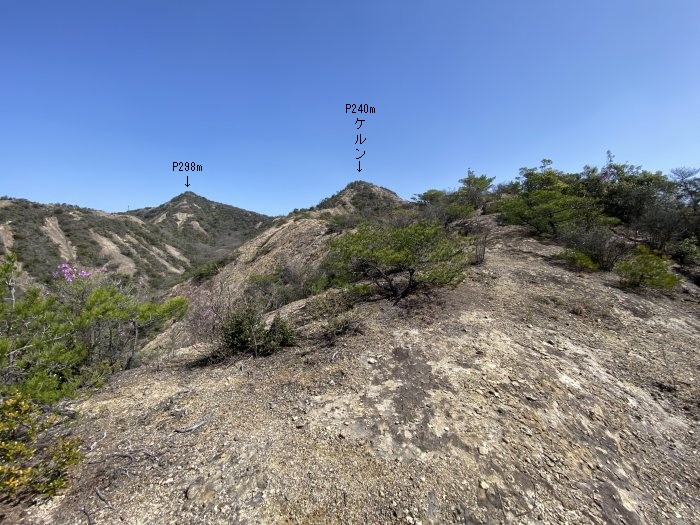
2;1;699;215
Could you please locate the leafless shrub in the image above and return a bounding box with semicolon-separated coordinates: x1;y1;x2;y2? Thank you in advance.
461;219;491;265
308;291;363;346
559;227;629;270
569;301;588;316
319;311;363;347
185;280;237;345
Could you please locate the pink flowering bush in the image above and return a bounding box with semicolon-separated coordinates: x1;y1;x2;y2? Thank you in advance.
2;255;187;403
1;253;188;501
52;262;90;281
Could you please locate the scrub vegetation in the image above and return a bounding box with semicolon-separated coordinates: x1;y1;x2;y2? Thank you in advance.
1;153;698;511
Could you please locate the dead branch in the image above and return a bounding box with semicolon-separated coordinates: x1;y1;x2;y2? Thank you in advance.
89;431;107;451
86;448;157;465
80;507;94;525
95;488;114;510
174;419;208;433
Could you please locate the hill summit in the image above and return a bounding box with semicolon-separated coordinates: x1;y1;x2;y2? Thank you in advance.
0;192;270;290
313;180;406;214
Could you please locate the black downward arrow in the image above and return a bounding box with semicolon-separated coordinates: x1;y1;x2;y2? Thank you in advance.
185;175;190;187
357;161;362;173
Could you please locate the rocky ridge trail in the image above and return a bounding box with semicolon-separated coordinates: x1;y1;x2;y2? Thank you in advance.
16;222;700;525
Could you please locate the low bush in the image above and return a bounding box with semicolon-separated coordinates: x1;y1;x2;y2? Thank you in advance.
192;252;238;284
191;260;223;283
554;249;599;272
327;221;469;304
319;311;363;347
559;227;628;271
614;245;680;289
308;292;363;346
218;306;295;358
0;393;80;500
414;189;474;226
220;306;265;355
669;237;700;266
265;315;296;349
346;283;376;301
0;254;187;502
309;291;354;318
245;264;329;312
325;213;361;233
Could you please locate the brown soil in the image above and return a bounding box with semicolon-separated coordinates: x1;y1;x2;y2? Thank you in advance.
10;221;700;525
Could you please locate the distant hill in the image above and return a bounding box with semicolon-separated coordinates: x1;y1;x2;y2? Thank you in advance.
0;192;271;290
311;180;406;214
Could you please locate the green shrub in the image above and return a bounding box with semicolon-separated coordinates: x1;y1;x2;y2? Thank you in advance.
307;275;332;295
181;252;238;285
614;245;680;289
0;393;81;500
327;221;468;303
555;249;599;272
346;283;375;300
414;189;474;226
219;306;295;357
0;254;186;502
325;213;361;233
670;237;700;266
191;261;222;283
265;315;296;349
558;227;628;271
498;190;606;237
220;306;265;354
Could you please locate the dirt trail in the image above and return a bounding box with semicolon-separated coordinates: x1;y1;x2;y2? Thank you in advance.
17;222;700;525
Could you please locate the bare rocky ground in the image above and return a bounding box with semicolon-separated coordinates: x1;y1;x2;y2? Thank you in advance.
10;222;700;524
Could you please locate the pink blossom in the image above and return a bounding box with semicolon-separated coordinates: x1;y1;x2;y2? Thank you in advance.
53;262;93;281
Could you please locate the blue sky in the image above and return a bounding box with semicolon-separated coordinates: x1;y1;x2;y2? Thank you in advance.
2;1;699;215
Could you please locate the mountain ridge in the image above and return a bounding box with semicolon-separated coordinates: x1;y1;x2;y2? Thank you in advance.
0;191;272;290
0;182;401;291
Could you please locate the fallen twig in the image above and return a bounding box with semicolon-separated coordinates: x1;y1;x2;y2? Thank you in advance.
167;389;192;405
86;448;157;464
89;431;107;451
80;507;94;525
126;447;157;459
497;487;507;521
95;488;114;510
174;419;208;433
